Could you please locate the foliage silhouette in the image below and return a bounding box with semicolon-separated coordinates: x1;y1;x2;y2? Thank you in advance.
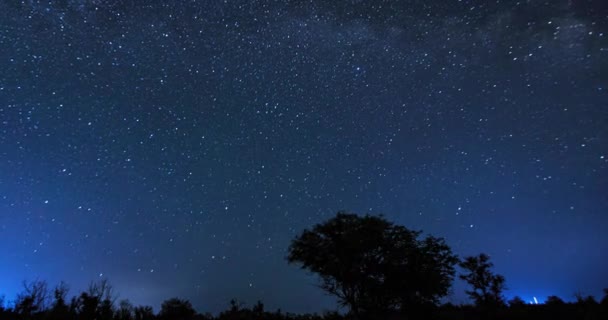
287;211;458;318
159;298;196;320
546;295;565;306
459;253;506;308
134;305;155;320
14;280;49;318
116;299;134;320
508;296;526;308
48;282;70;320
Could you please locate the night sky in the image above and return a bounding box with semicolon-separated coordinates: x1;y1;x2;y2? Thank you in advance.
1;0;607;314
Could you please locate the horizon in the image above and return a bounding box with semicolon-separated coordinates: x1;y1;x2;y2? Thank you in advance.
0;228;605;314
0;274;605;315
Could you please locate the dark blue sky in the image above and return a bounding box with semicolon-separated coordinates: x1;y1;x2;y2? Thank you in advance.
0;0;607;314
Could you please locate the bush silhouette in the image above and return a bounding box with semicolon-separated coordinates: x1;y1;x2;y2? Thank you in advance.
159;297;196;320
546;295;566;306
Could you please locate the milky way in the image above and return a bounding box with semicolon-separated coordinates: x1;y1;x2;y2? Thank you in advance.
0;0;606;314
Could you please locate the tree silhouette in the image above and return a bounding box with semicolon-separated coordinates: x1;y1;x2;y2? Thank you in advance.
546;295;565;306
601;288;608;317
87;278;116;306
459;254;506;307
287;211;458;318
49;282;70;320
218;299;245;319
14;280;49;318
159;297;196;320
64;279;115;320
252;300;265;317
14;295;37;318
116;299;134;320
601;288;608;305
508;296;526;307
75;292;100;319
133;305;155;320
575;293;598;306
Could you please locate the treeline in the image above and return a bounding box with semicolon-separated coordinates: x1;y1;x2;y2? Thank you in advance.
2;211;606;319
0;279;336;320
0;279;607;320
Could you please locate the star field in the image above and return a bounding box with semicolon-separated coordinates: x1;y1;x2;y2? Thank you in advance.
0;0;607;314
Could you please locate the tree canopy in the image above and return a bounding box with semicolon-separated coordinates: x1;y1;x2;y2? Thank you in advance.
287;212;458;317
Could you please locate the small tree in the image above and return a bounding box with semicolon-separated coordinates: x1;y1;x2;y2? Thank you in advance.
72;279;116;319
76;292;101;319
116;299;134;320
134;305;155;320
601;288;608;305
87;278;116;305
252;300;265;317
288;212;458;317
14;280;50;317
159;298;196;320
508;296;526;307
545;295;565;306
49;282;70;320
459;254;506;307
